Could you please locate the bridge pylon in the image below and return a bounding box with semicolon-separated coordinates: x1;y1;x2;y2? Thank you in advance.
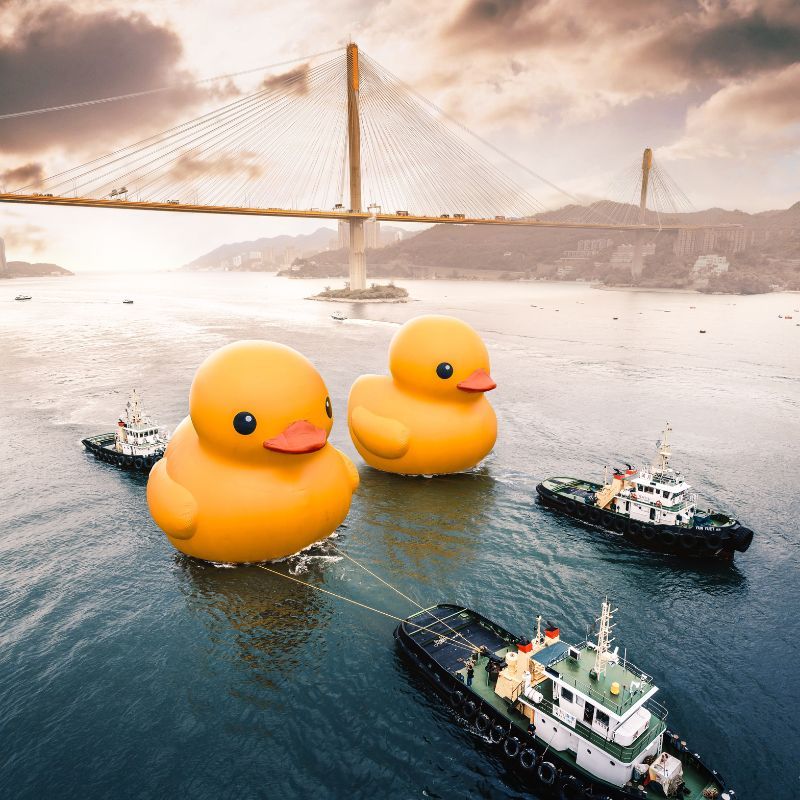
631;147;652;280
346;43;366;291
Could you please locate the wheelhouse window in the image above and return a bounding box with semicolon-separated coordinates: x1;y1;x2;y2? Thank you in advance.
561;687;574;703
596;711;609;728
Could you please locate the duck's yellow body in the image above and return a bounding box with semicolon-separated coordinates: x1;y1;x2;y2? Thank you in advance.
348;315;497;475
147;341;359;563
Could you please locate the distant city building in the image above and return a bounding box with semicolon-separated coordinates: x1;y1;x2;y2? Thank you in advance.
692;254;729;275
610;242;655;264
675;225;747;257
556;265;574;278
556;238;613;269
0;236;6;273
576;238;613;253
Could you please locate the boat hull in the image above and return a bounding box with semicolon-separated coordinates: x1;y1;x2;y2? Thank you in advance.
536;481;753;559
82;433;164;472
395;604;729;799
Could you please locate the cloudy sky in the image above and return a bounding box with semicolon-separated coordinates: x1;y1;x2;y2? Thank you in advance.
1;0;799;271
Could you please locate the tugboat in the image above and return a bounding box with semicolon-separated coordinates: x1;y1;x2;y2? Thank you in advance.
396;600;734;799
82;389;169;471
14;294;32;301
536;425;753;559
331;310;347;321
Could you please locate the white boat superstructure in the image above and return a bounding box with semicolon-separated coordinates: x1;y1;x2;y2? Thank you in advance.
597;424;698;527
114;389;169;457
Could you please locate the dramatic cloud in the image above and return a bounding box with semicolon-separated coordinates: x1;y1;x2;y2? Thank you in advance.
168;152;264;182
663;62;800;159
0;4;233;157
0;162;45;189
1;219;47;254
261;64;311;96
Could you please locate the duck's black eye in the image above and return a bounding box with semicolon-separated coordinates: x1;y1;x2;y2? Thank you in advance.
233;411;257;435
325;396;333;418
436;362;454;379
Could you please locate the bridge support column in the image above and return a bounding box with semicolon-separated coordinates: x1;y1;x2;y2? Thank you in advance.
631;147;652;281
346;43;366;291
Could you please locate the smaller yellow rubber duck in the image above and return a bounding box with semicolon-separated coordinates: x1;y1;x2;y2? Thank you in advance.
348;315;497;475
147;340;359;563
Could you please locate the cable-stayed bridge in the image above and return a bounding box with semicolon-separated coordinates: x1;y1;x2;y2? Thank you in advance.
0;44;699;288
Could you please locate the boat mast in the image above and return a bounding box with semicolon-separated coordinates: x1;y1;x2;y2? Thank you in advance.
653;422;672;474
593;597;617;677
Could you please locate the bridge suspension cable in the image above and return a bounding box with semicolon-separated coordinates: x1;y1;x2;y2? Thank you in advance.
0;48;342;121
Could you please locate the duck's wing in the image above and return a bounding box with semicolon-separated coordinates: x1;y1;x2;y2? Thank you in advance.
146;458;198;540
350;405;410;459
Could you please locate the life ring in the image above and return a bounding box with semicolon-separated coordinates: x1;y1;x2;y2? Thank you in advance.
656;500;662;507
462;699;477;719
489;724;505;744
519;748;537;770
660;530;677;546
503;736;521;759
450;689;464;710
630;493;638;500
538;760;557;786
475;712;491;734
559;774;584;800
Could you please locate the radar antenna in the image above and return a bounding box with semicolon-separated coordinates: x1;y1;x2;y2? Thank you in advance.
653;422;672;475
593;597;618;678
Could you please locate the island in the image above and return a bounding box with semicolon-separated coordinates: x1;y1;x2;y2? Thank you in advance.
1;261;74;279
307;283;409;303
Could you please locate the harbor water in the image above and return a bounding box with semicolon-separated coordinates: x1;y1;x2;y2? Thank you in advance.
1;272;798;799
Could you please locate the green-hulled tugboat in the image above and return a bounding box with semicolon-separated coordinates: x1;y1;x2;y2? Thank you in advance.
536;424;753;560
82;389;169;472
396;600;734;799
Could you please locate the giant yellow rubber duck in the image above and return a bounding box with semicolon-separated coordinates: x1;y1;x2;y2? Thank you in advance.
147;341;359;563
347;315;497;475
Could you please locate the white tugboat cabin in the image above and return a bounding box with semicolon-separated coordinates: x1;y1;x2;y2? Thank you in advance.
114;389;168;457
82;389;169;471
602;425;698;527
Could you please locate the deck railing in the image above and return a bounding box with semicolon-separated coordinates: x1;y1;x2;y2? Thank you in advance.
529;694;666;763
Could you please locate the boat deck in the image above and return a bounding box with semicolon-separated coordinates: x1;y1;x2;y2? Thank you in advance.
404;607;723;800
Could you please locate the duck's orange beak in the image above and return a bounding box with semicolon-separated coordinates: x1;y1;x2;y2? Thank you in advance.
457;368;496;393
263;420;327;454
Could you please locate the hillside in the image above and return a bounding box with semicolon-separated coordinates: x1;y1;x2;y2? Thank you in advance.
2;261;74;278
287;200;800;292
184;225;415;271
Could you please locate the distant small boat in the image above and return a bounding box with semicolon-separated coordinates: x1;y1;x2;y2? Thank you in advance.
785;315;794;320
331;311;347;321
699;329;707;333
689;305;696;309
122;299;134;305
14;294;32;301
612;317;618;320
